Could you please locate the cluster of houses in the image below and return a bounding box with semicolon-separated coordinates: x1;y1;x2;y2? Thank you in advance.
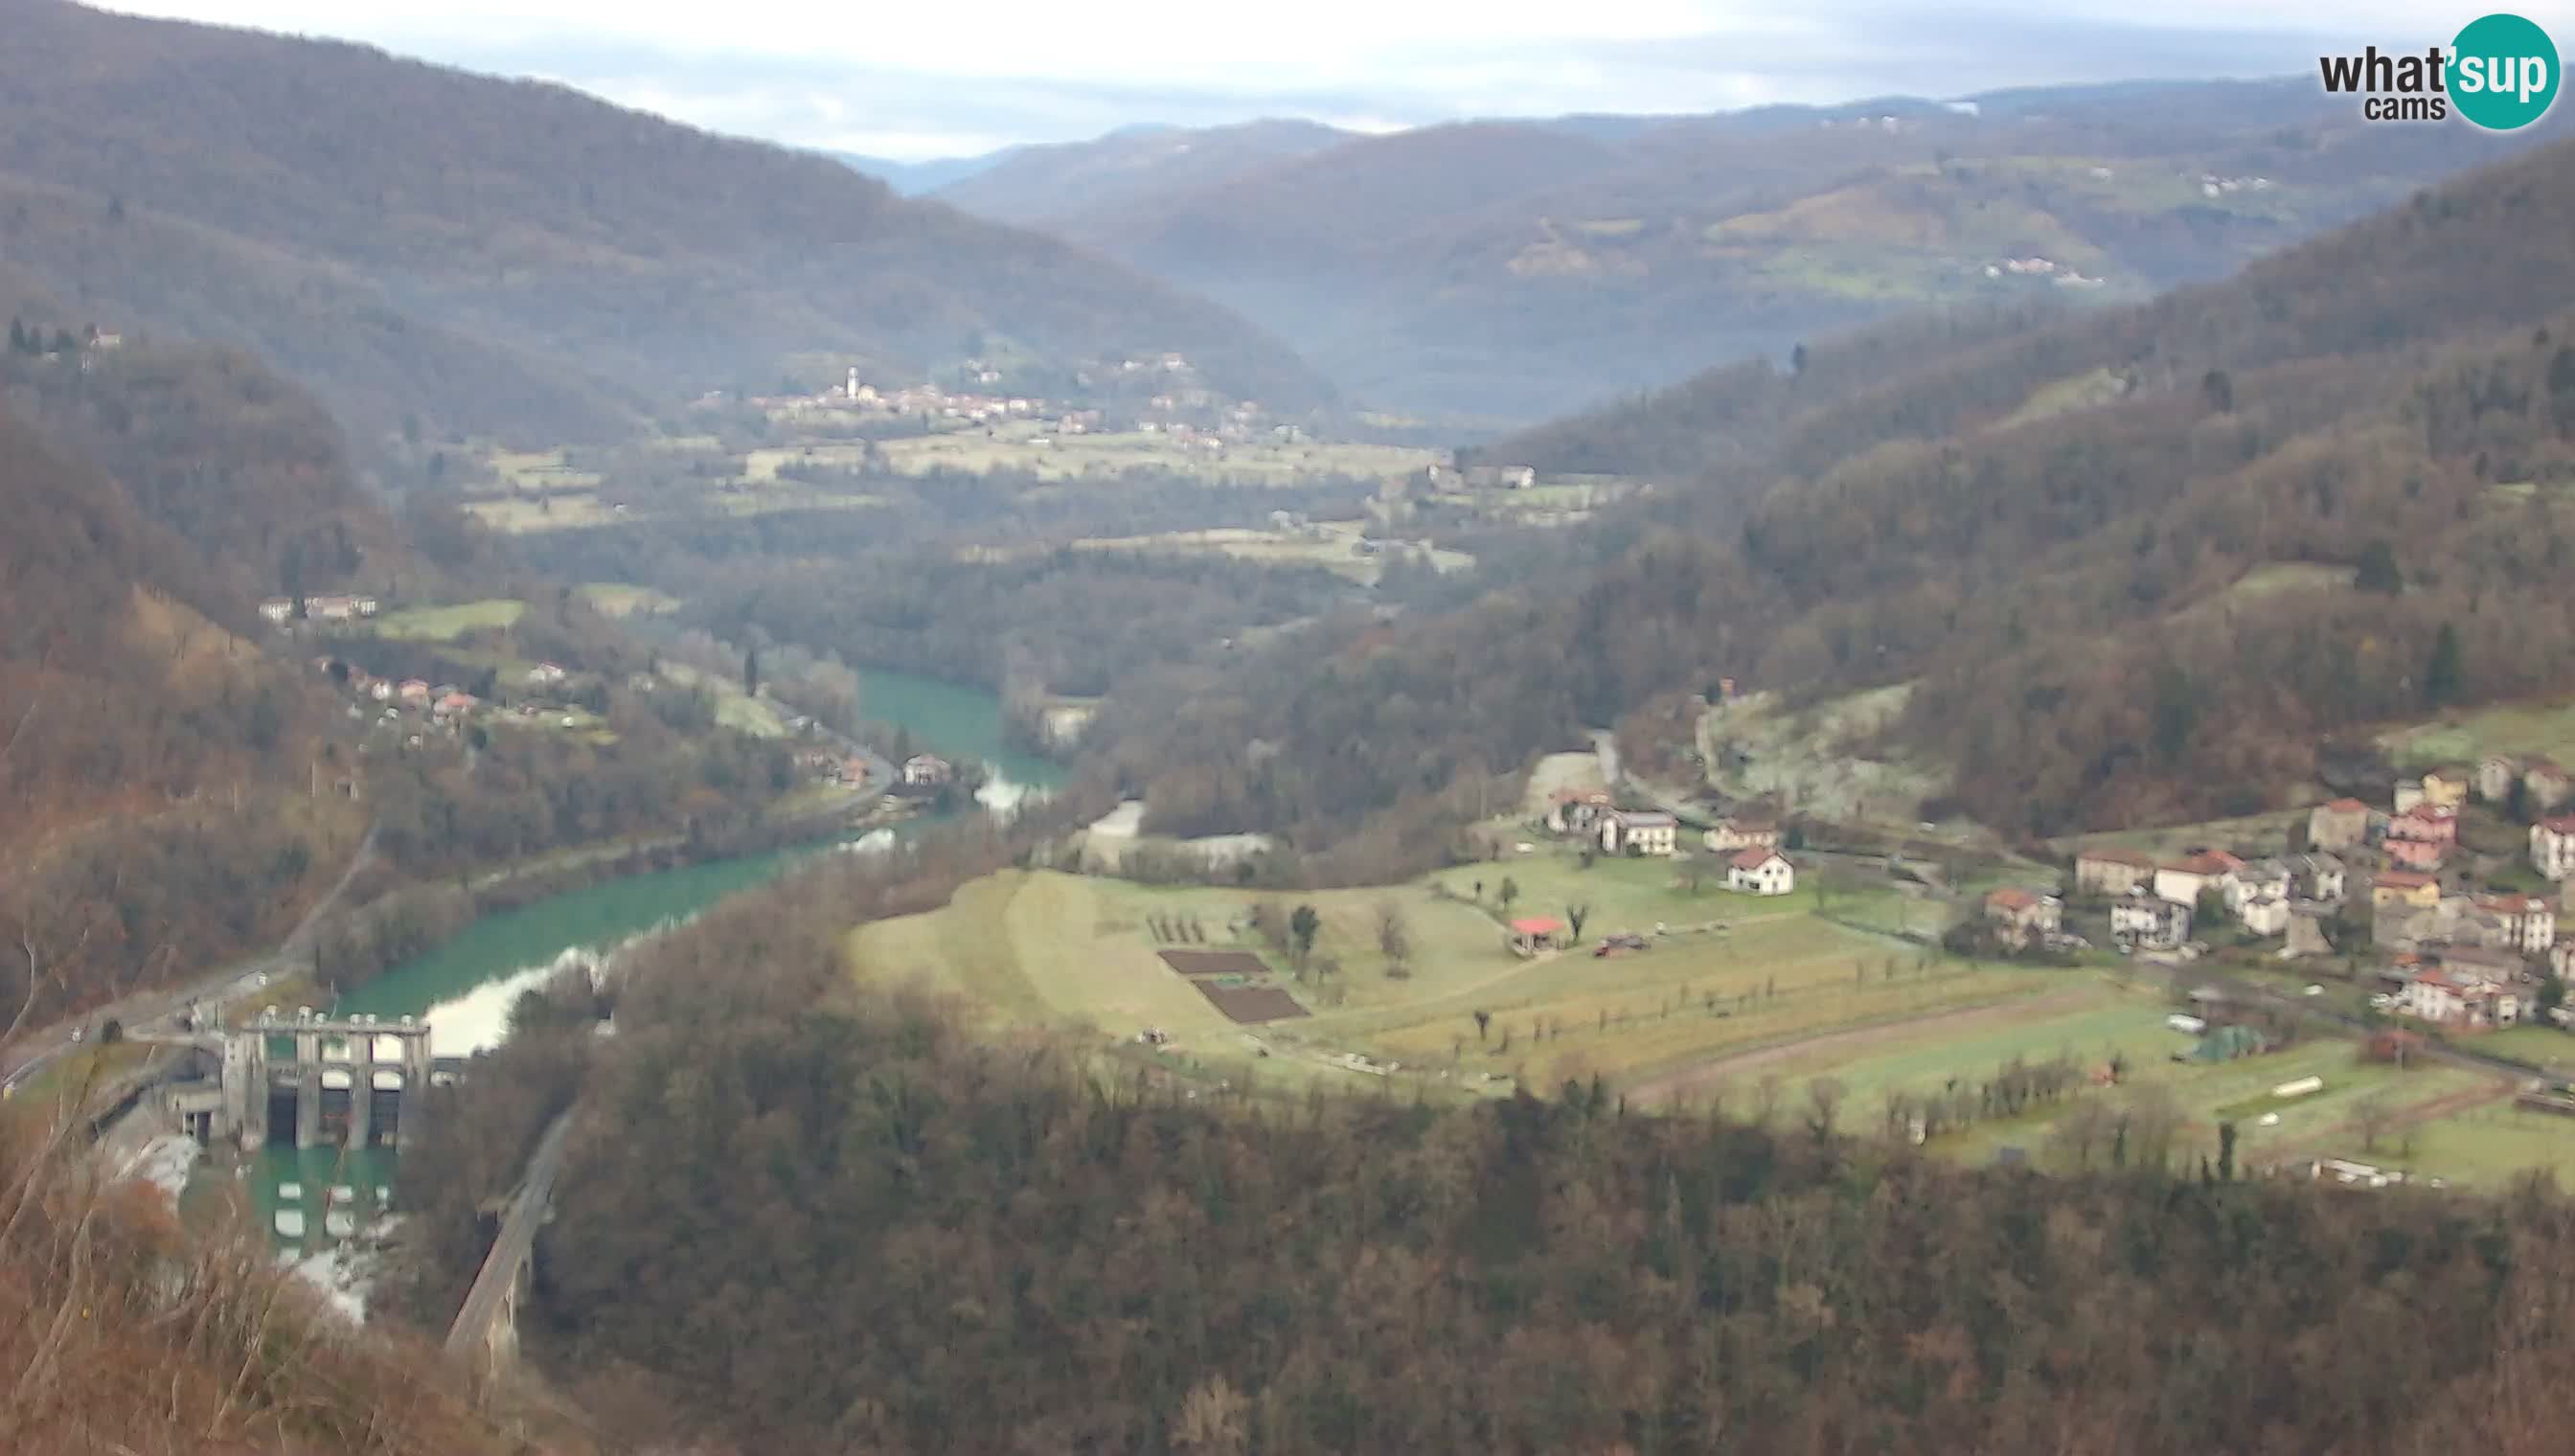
313;658;481;731
1541;792;1797;897
310;654;600;747
2049;847;2351;957
793;747;875;788
260;594;379;626
2023;756;2575;1034
734;354;1259;442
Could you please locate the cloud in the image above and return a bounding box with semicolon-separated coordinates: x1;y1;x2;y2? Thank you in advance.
103;0;2575;159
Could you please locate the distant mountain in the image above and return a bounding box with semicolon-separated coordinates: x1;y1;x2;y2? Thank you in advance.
830;149;1021;196
1149;132;2575;851
0;0;1334;444
940;79;2554;421
928;119;1356;229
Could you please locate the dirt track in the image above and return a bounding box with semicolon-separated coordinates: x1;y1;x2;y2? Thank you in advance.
1624;987;2105;1106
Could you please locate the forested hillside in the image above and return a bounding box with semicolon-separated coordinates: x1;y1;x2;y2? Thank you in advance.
0;0;1333;443
0;1122;567;1454
930;119;1355;229
0;346;387;1025
385;849;2575;1456
1097;133;2575;860
0;339;795;1026
995;79;2552;421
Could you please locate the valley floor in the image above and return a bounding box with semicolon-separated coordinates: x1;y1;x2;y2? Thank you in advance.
846;836;2575;1186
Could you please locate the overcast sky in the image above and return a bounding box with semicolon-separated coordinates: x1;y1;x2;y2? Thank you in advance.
107;2;2575;160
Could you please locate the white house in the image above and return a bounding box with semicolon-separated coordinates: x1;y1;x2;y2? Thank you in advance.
1728;848;1795;896
2238;893;2292;938
2287;853;2347;903
2223;859;2292;915
2478;755;2520;803
2472;893;2558;955
901;755;954;787
258;598;295;625
524;662;568;686
2154;852;2241;909
1546;790;1614;836
1601;810;1678;857
2400;968;2520;1029
2533;816;2575;881
2110;893;2191;950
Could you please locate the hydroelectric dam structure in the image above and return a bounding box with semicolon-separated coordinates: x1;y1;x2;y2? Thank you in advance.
161;1010;448;1151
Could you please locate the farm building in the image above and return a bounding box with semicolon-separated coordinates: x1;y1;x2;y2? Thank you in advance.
1506;917;1565;957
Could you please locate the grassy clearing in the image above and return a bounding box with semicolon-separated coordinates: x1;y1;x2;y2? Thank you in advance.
2354;1102;2575;1186
1424;850;1821;939
2381;694;2575;770
1695;684;1949;827
578;582;681;617
372;599;526;641
1729;981;2171;1105
845;872;1401;1096
1521;751;1606;815
461;494;619;532
2169;563;2359;628
657;663;786;739
1348;957;2049;1090
1035;522;1471;585
2471;1024;2575;1073
838;860;1996;1099
1997;367;2127;429
877;424;1436;486
2049;808;2310;861
1939;1036;2499;1168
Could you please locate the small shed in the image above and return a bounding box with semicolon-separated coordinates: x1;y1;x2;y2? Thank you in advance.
1506;917;1565;958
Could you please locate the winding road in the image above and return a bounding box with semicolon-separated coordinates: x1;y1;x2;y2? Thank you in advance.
2;821;383;1098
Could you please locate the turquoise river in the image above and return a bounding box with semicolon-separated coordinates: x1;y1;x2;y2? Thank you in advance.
231;666;1064;1257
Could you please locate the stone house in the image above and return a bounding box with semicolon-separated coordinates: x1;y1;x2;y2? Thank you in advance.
2308;798;2372;853
2072;847;2156;898
1984;888;2062;950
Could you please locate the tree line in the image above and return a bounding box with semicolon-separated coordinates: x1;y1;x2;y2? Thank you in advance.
378;830;2575;1456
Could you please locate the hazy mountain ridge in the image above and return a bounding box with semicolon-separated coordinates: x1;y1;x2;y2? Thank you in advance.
0;0;1335;444
1100;134;2575;853
927;80;2557;421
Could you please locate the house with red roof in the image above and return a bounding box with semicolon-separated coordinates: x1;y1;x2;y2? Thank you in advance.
2471;893;2558;955
2307;798;2373;852
2383;805;2456;871
2399;967;2520;1029
2370;869;2441;908
2153;852;2241;909
1727;848;1794;897
1505;917;1565;957
1983;888;2062;949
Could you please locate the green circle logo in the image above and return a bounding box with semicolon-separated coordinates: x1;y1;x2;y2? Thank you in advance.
2451;12;2560;129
